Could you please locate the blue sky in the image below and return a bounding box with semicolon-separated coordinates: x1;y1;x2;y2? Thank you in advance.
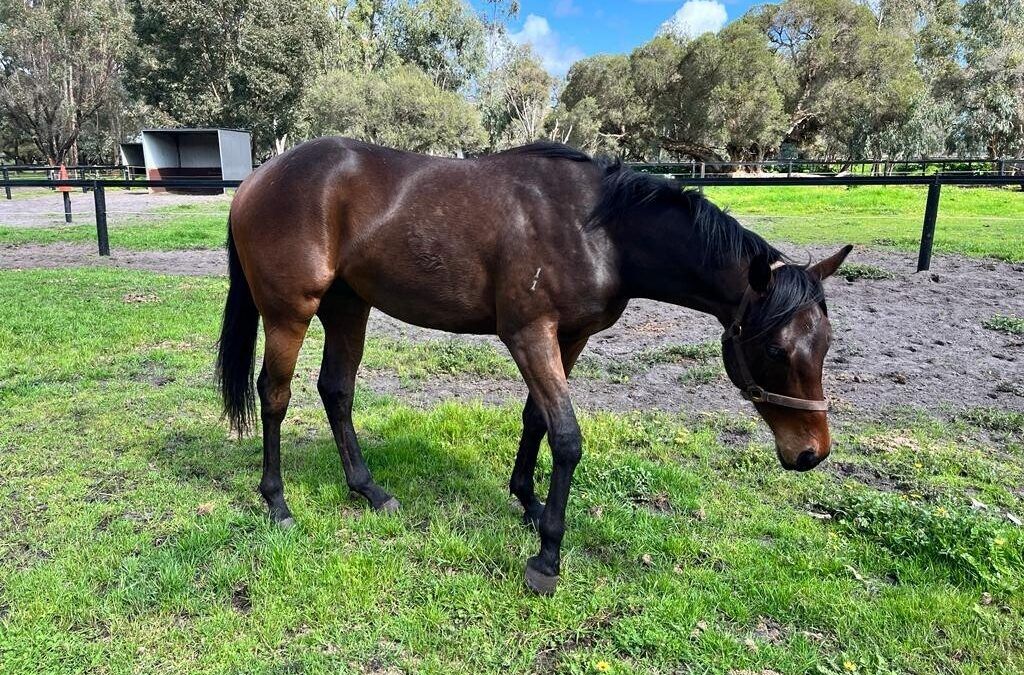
469;0;759;74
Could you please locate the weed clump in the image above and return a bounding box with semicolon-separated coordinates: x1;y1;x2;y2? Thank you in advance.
983;314;1024;335
822;490;1022;590
836;263;896;281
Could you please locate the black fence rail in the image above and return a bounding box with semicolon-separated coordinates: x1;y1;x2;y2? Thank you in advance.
0;175;1021;271
0;164;144;199
631;158;1024;178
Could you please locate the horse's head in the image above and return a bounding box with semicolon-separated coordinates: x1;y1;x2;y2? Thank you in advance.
721;246;853;472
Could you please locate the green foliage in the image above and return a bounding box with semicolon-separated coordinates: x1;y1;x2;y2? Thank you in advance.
983;314;1024;335
304;65;486;153
126;0;332;154
480;43;554;147
0;0;132;164
952;0;1024;156
823;490;1023;589
333;0;487;92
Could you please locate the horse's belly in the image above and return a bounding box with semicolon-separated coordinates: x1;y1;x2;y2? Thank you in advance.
340;226;498;334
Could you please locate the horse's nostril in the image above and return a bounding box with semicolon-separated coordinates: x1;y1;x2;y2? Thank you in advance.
795;449;819;472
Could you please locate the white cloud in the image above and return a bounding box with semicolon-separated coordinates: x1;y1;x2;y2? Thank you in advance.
552;0;582;17
660;0;728;39
509;14;585;76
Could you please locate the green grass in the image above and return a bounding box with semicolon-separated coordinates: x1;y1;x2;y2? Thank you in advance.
0;200;230;250
1;268;1023;674
983;314;1024;336
706;185;1024;262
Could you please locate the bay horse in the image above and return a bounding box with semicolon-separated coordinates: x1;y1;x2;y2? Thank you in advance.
216;138;852;594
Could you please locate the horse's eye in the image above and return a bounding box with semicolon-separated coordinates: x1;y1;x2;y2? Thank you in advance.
766;344;787;361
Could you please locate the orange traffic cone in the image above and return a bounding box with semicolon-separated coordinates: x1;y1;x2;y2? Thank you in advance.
56;163;73;223
56;163;72;192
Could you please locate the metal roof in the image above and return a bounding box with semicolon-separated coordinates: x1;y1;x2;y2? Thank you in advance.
141;127;250;134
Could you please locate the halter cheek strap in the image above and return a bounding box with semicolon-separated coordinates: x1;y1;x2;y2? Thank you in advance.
721;282;831;413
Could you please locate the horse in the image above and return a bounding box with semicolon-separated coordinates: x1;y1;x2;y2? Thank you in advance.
215;137;852;595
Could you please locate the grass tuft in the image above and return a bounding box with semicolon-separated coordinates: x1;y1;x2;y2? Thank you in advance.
983;314;1024;335
836;263;896;281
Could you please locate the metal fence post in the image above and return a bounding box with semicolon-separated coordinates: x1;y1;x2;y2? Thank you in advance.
63;191;73;223
2;167;10;200
917;179;942;272
93;181;110;256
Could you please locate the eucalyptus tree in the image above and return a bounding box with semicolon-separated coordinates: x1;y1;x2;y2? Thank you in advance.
0;0;132;164
304;65;487;154
126;0;332;156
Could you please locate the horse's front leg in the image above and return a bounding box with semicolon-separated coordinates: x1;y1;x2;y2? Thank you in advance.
510;338;589;530
504;322;584;595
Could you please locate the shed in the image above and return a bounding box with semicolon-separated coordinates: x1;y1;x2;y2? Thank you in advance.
119;142;144;169
140;128;252;194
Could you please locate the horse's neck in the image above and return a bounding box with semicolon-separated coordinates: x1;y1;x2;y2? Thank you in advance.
616;228;748;326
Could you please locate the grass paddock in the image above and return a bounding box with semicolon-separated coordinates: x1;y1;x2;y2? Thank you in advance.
1;268;1022;674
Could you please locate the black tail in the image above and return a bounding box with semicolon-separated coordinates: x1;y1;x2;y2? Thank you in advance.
215;218;260;435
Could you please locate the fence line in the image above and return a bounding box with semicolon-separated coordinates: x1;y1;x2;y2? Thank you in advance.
630;158;1024;178
1;175;1021;271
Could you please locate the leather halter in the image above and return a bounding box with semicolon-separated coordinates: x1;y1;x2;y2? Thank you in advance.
721;269;830;412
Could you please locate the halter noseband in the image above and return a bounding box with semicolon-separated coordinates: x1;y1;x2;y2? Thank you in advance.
721;269;830;413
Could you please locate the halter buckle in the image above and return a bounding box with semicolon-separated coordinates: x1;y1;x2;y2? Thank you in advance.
722;323;742;341
743;386;767;403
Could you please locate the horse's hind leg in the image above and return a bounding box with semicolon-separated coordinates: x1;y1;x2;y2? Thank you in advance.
258;314;313;527
510;338;588;530
317;284;398;512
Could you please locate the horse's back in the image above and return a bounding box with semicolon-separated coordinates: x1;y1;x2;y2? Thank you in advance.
230;138;615;335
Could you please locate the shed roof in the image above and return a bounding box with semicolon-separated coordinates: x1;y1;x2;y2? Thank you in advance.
142;127;250;135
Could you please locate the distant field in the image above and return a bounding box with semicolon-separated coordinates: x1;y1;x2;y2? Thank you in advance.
706;185;1024;262
0;185;1021;262
1;268;1022;674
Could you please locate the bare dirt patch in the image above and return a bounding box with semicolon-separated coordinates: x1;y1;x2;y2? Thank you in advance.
1;241;1021;420
0;242;225;275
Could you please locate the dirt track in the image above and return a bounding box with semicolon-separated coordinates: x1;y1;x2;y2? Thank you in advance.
2;240;1021;419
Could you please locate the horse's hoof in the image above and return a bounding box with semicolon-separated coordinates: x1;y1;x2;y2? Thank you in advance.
524;563;559;596
377;497;401;514
277;516;296;530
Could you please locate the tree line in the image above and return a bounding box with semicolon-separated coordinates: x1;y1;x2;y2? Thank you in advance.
1;0;1021;166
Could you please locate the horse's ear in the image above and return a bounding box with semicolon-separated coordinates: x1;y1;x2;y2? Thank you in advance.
809;245;853;281
749;253;773;294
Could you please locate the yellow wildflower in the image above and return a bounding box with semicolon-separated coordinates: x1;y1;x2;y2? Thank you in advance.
844;660;858;672
594;661;612;673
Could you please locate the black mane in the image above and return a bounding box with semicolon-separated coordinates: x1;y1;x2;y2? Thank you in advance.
585;159;780;265
501;142;824;337
498;141;594;163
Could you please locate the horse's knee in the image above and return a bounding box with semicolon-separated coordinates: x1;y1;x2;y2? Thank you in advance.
317;376;353;409
258;375;292;420
548;418;582;467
